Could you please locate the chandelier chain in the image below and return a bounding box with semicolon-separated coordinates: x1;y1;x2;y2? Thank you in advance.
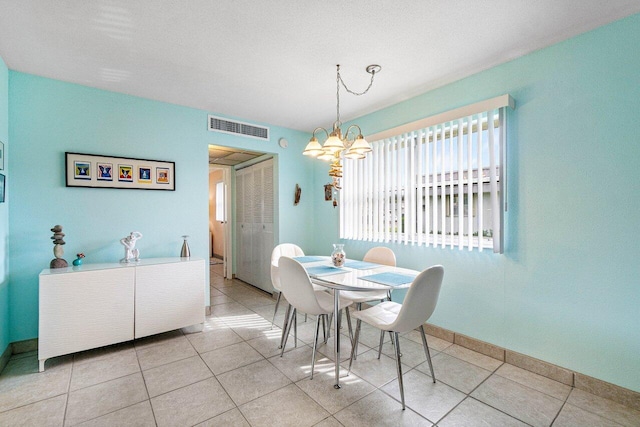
335;64;378;125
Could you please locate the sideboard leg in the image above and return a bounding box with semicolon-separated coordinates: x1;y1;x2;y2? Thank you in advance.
39;359;46;372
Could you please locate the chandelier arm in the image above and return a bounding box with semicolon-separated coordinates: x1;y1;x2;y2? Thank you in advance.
343;124;363;145
312;127;330;139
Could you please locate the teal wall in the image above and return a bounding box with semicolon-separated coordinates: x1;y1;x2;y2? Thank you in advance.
318;14;640;392
8;73;316;342
0;57;9;356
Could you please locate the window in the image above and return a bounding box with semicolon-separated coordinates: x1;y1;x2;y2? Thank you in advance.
340;95;513;253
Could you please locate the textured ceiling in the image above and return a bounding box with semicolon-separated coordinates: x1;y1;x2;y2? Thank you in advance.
1;1;639;132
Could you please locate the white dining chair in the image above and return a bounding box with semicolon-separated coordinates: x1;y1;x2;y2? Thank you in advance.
341;246;396;358
270;243;305;328
347;265;444;410
278;257;353;379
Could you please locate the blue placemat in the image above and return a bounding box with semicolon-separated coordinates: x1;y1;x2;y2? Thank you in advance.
306;265;345;277
293;256;325;263
360;272;417;287
344;260;382;270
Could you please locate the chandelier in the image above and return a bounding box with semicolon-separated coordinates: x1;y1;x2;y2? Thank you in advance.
303;64;381;191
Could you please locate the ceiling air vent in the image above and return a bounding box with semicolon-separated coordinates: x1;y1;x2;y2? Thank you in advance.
208;115;270;141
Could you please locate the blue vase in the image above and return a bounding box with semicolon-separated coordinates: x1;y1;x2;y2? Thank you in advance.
72;257;83;266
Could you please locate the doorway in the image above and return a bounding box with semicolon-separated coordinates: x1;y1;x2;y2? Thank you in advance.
208;145;265;279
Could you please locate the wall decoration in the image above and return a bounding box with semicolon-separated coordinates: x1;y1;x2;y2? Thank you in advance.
66;152;175;190
97;163;113;181
0;174;4;203
0;141;4;170
294;184;301;206
324;184;333;201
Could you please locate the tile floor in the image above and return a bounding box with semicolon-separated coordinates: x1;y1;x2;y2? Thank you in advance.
1;267;639;426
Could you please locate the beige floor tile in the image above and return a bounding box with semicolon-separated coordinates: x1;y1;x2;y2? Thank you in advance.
227;313;283;341
0;355;72;413
381;369;466;422
296;371;376;414
185;328;244;354
143;355;212;397
381;336;432;368
200;342;264;375
438;397;528;427
75;401;156;427
403;329;453;352
0;394;66;427
239;383;330;427
567;388;640;427
73;342;135;366
70;349;140;391
313;417;344;427
268;345;320;382
211;302;255;317
496;363;571;401
333;390;432;426
195;408;250;426
443;344;503;371
133;330;185;351
216;359;292;405
65;372;148;426
245;332;289;358
415;352;492;394
317;332;369;363
210;294;235;306
135;336;197;370
471;374;564;427
346;348;410;388
553;403;625;427
151;378;235;427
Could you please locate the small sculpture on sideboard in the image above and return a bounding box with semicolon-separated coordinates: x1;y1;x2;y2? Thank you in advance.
49;225;68;268
120;231;143;263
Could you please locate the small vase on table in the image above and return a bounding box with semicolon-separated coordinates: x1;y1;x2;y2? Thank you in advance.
331;244;345;267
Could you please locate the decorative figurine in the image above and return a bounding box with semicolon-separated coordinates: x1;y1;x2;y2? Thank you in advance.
72;253;85;266
49;225;68;268
120;231;143;263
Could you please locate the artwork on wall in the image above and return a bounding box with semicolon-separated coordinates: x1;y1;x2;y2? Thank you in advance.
0;141;4;170
65;152;175;190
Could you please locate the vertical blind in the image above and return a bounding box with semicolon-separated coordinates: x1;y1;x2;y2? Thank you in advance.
340;95;513;253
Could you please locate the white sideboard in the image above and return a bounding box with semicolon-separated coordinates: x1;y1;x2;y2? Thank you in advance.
38;257;205;371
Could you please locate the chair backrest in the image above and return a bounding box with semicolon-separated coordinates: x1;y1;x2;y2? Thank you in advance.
278;257;326;316
270;243;304;292
389;265;444;333
363;246;396;267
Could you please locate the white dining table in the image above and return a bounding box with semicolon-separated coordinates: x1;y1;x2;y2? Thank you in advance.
298;256;420;389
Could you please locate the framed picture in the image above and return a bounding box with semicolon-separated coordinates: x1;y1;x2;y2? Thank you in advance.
324;184;333;201
0;141;4;170
66;152;175;191
0;174;5;202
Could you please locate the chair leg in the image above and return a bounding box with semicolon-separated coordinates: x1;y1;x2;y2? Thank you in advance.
419;325;436;383
393;331;406;410
326;312;332;342
271;292;282;329
322;315;327;343
279;303;291;349
294;309;298;348
352;303;362;359
310;315;322;379
353;319;362;361
347;318;361;375
280;306;295;357
377;329;385;359
345;307;354;344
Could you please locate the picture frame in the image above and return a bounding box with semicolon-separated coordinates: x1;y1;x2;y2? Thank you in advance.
0;141;4;171
65;152;175;191
324;184;333;201
0;174;5;203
